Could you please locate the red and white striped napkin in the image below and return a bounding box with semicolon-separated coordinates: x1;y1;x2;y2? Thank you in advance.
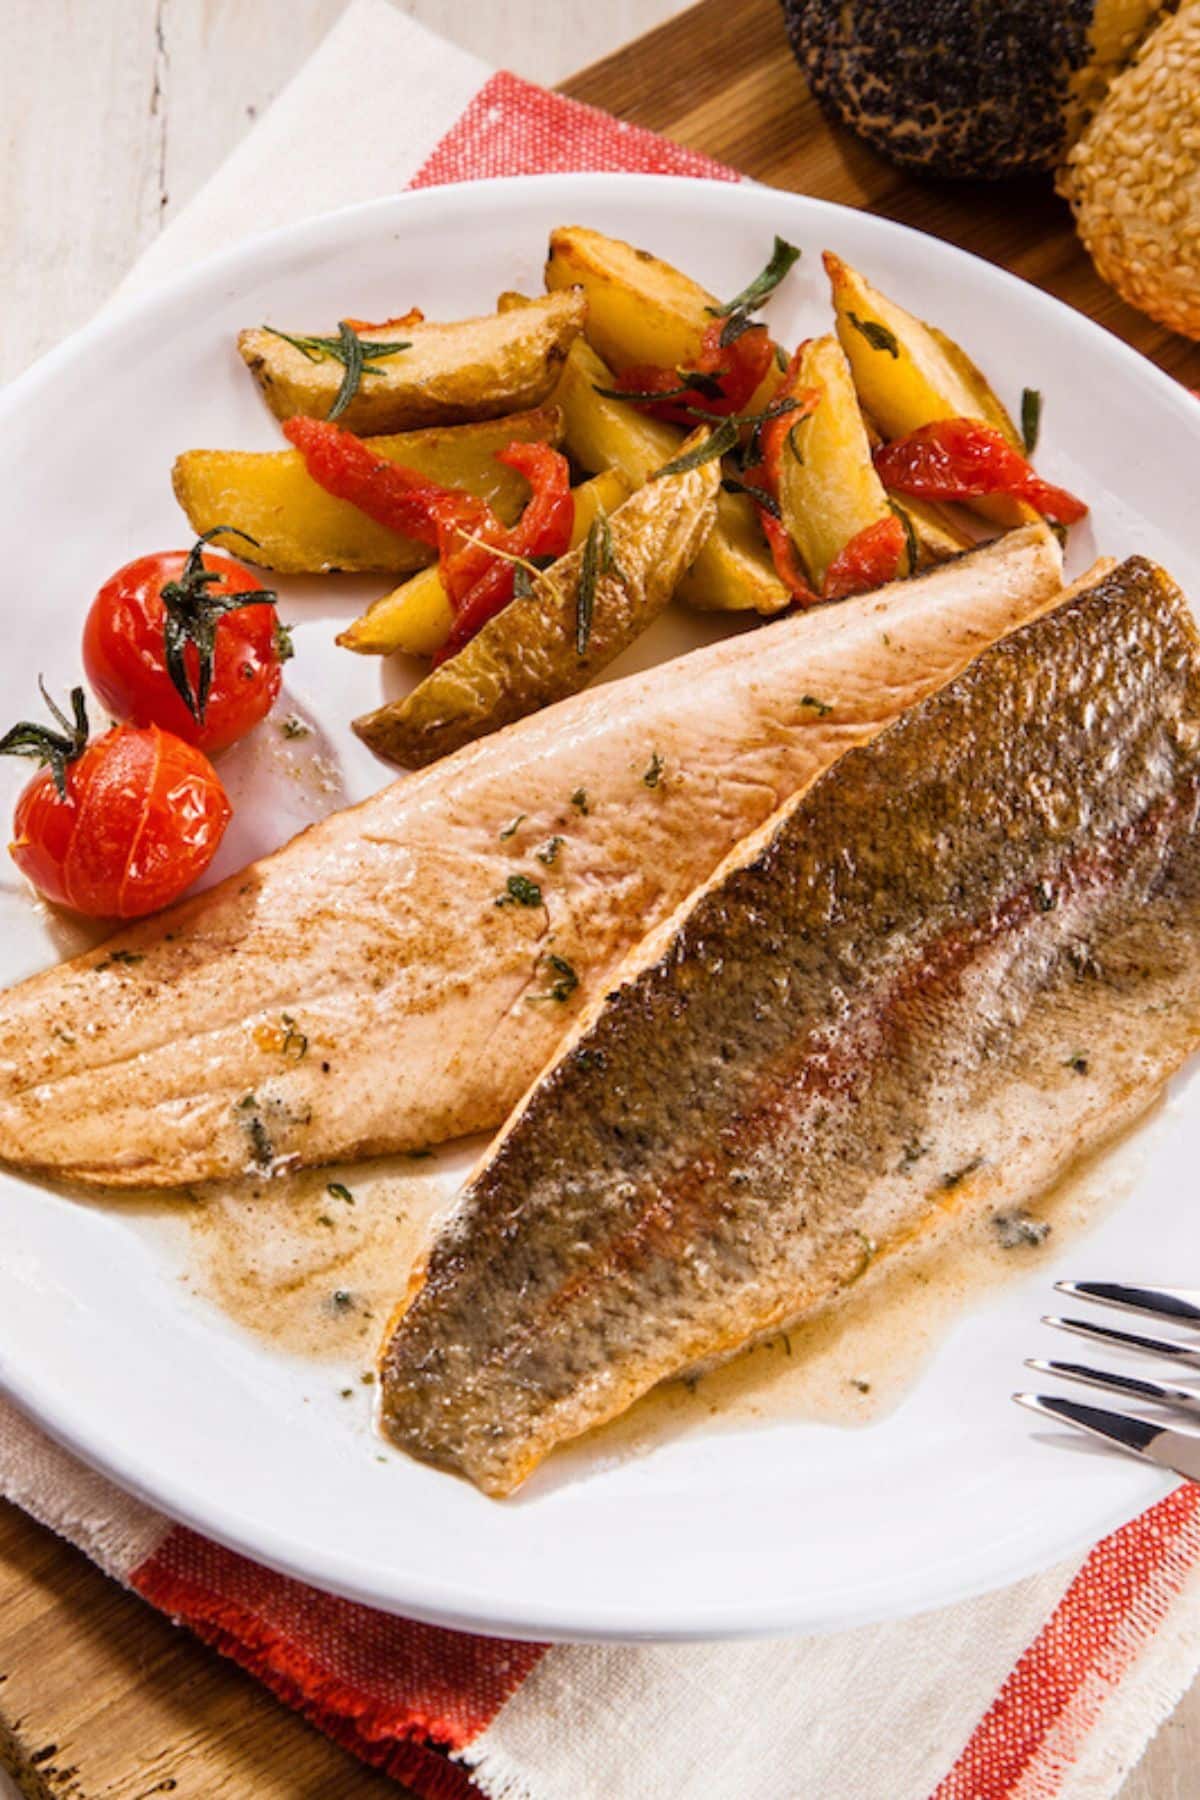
5;4;1200;1795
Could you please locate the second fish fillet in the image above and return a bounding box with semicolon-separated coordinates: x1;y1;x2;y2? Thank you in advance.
381;557;1200;1495
0;526;1062;1187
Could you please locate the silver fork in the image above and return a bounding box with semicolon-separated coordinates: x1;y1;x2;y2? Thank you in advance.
1014;1283;1200;1480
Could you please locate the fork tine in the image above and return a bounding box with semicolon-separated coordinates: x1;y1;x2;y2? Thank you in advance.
1025;1357;1200;1412
1054;1283;1200;1327
1012;1392;1163;1459
1042;1315;1200;1369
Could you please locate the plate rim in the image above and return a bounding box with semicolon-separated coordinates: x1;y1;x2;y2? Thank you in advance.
0;170;1195;1643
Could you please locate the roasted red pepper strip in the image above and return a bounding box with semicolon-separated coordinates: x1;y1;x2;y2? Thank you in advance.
613;319;776;427
822;514;907;602
873;418;1088;525
758;512;821;607
283;417;489;547
434;442;573;664
284;419;573;662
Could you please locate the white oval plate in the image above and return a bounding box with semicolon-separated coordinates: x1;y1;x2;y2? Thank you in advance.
2;174;1199;1644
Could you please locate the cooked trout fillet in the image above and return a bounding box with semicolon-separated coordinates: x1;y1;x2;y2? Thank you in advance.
381;558;1200;1496
0;527;1062;1188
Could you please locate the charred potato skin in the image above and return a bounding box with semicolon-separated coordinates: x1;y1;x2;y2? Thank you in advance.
354;454;721;768
172;407;565;576
238;290;586;434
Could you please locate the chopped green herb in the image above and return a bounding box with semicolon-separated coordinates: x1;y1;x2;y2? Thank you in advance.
499;813;526;841
340;1387;353;1398
848;313;900;358
570;787;590;814
799;695;832;717
881;632;892;647
642;750;665;788
274;618;294;663
1034;882;1057;913
327;1182;354;1203
775;343;790;374
940;1155;984;1191
236;1091;258;1112
1021;387;1042;457
496;873;543;908
263;321;412;421
280;1013;308;1061
317;1213;335;1228
786;421;807;465
247;1117;273;1168
281;714;311;740
530;952;579;1004
536;835;564;866
992;1210;1051;1249
331;1289;353;1309
51;1025;76;1045
897;1139;929;1174
95;948;145;971
1064;1052;1090;1076
851;1377;871;1394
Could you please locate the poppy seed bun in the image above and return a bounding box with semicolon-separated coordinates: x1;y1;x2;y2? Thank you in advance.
1060;0;1200;340
782;0;1164;179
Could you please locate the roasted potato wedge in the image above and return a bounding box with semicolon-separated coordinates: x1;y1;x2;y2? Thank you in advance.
237;290;585;435
545;225;717;372
777;336;898;590
543;228;780;415
553;338;788;615
823;251;1033;527
354;449;720;768
172;407;564;576
338;467;632;658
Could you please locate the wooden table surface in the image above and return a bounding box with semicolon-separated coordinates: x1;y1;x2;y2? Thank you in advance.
3;1;1200;1794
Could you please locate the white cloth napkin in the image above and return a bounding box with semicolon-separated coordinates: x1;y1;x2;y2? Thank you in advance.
4;5;1200;1797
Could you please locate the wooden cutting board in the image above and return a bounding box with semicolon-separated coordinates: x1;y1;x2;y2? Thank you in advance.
2;3;1198;1795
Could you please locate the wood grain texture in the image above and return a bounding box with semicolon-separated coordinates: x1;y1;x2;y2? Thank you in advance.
0;1503;401;1799
3;0;1200;1795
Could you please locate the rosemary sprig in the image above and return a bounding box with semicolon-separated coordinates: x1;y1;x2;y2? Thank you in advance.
722;476;781;518
0;679;89;799
575;511;625;656
496;873;543;908
264;321;412;421
1021;387;1042;457
529;952;579;1003
709;236;802;347
847;314;899;358
158;528;281;725
889;499;920;576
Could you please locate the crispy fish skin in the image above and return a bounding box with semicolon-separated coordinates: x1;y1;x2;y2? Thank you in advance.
381;558;1200;1496
0;528;1062;1189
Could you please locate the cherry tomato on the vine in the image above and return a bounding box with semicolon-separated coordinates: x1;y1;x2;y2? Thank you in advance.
82;528;291;753
0;685;230;918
